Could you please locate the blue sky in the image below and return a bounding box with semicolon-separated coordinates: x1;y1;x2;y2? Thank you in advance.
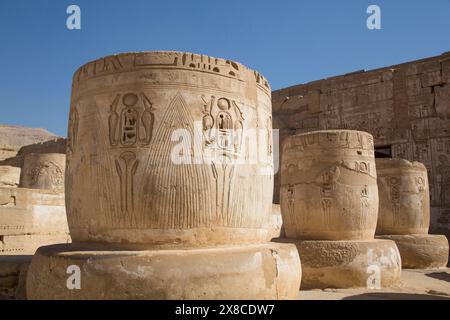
1;0;449;136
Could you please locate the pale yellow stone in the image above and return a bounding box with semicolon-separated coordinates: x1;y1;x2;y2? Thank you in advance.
27;51;299;300
376;158;449;269
0;187;70;257
377;234;449;269
279;129;401;289
267;204;283;239
65;51;274;246
19;153;65;193
276;239;401;289
0;166;20;188
27;243;301;300
376;158;429;235
281;130;378;240
0;187;69;236
0;234;70;255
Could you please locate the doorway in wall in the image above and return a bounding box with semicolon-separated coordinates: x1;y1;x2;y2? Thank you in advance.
375;146;392;158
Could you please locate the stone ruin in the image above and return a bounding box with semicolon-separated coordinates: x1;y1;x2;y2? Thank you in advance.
0;149;69;255
272;52;450;240
376;159;449;268
278;130;401;289
0;51;448;300
26;51;300;299
0;139;70;298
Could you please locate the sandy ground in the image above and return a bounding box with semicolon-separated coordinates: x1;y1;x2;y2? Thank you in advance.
298;268;450;300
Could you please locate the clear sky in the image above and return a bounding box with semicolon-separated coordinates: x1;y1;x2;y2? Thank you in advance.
1;0;450;136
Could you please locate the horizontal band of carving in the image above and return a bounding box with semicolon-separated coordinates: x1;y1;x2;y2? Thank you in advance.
72;51;271;94
283;130;374;152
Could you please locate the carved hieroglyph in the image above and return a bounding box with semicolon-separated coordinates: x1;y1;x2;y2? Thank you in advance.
19;153;65;193
376;158;449;268
66;51;274;245
26;52;301;300
376;158;430;235
280;130;379;240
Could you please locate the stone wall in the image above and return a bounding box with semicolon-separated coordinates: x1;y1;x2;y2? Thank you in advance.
272;52;450;238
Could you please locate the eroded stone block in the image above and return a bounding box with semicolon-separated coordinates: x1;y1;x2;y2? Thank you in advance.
376;158;449;269
27;243;301;300
276;239;401;290
281;130;378;240
0;166;20;188
19;153;65;193
0;234;71;255
376;159;430;235
377;234;448;269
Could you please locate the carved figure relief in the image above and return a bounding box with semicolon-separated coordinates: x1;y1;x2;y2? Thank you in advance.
27;162;64;192
320;167;340;197
108;92;154;215
321;198;332;227
201;95;244;158
285;185;297;223
416;176;426;193
212;162;235;223
360;185;370;229
388;177;401;227
115;151;139;215
109;93;155;148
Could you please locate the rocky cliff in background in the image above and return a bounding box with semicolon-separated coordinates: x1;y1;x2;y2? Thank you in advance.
0;125;62;161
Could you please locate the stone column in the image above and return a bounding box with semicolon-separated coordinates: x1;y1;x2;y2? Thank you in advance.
26;51;301;299
278;130;401;289
376;158;449;268
19;153;65;193
0;153;69;258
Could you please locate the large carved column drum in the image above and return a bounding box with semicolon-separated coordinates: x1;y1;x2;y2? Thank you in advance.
376;158;449;268
281;130;378;240
19;153;65;193
278;130;401;289
26;51;301;299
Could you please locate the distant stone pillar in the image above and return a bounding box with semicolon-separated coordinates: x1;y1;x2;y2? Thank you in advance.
376;158;449;268
279;130;401;289
281;130;379;240
26;51;301;299
19;153;65;193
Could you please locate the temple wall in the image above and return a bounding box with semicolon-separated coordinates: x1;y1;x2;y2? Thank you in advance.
272;52;450;238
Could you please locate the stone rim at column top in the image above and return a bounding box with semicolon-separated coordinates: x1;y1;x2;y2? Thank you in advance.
282;130;374;151
286;129;373;139
72;50;271;95
376;158;427;170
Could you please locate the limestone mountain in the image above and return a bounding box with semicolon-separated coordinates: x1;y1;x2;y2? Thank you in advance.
0;124;62;161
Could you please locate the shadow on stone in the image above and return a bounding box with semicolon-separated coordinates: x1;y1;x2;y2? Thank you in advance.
425;272;450;282
343;292;450;300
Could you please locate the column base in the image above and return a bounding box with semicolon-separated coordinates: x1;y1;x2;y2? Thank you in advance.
276;238;401;290
376;234;449;269
26;242;301;300
0;255;30;299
